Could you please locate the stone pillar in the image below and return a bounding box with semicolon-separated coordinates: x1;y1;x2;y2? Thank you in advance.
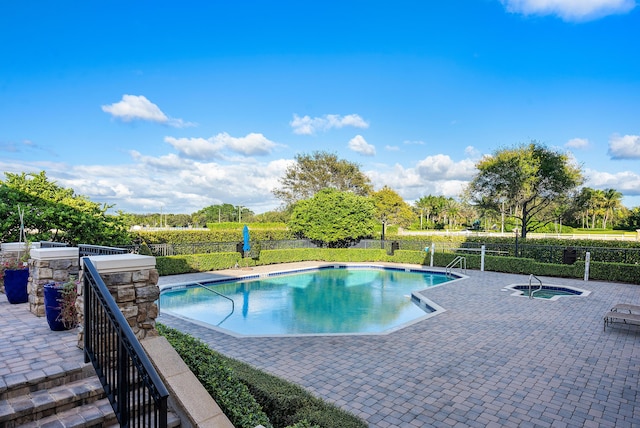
28;247;80;316
0;242;29;294
80;254;159;347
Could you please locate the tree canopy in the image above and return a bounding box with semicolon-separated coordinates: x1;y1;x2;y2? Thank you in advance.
288;188;376;247
272;151;373;208
466;142;583;238
0;171;130;245
371;186;417;228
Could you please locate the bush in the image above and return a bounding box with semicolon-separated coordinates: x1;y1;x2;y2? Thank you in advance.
156;253;241;275
157;325;367;428
133;228;295;245
214;351;368;428
157;324;272;428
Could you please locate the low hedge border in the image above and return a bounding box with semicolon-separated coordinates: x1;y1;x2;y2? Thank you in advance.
156;248;640;284
157;324;367;428
156;324;272;428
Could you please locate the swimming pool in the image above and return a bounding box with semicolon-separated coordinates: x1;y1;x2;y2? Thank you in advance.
159;265;458;336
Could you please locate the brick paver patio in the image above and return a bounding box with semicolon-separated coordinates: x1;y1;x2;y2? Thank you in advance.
2;263;638;427
158;263;640;427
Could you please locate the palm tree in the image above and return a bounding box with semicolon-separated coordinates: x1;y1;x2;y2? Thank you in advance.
602;188;623;229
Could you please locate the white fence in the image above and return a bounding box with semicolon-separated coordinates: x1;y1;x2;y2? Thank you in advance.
399;229;640;242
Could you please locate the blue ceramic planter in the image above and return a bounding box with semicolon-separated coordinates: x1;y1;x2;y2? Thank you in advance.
44;283;68;331
4;268;29;304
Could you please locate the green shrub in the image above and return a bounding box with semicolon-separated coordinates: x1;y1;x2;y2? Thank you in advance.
134;228;295;245
157;324;272;428
157;325;367;428
255;248;391;264
220;354;368;428
156;253;242;275
586;261;640;284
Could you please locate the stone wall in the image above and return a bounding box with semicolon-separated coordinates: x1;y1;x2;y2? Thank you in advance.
96;267;160;338
28;248;80;317
78;254;160;348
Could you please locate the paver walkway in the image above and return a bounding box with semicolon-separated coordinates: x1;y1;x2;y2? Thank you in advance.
0;295;84;390
158;264;640;427
2;263;639;427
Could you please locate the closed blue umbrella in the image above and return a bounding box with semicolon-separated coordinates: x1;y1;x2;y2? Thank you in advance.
242;225;251;256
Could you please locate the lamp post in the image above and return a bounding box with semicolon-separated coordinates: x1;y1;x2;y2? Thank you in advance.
513;227;519;258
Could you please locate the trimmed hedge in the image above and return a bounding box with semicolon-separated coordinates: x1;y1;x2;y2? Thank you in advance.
156;248;640;284
157;324;367;428
156;324;272;428
134;228;295;245
156;253;240;274
223;358;367;428
464;235;640;249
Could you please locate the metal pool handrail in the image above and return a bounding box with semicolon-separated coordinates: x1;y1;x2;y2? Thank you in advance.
446;256;467;276
528;274;543;299
194;282;235;313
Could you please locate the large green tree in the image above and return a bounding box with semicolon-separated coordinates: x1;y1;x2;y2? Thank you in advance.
273;151;373;207
622;207;640;230
192;204;254;226
371;186;417;230
0;171;130;245
288;188;376;247
466;142;583;238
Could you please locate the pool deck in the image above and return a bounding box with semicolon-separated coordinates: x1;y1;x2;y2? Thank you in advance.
2;263;639;427
157;262;640;427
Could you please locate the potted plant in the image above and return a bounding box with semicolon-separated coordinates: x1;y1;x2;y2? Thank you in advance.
44;276;79;331
1;245;30;304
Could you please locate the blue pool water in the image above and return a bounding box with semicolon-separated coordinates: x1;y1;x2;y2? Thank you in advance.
159;266;455;336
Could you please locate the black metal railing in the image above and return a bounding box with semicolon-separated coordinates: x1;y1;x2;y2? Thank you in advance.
79;244;129;257
39;241;69;248
83;258;168;427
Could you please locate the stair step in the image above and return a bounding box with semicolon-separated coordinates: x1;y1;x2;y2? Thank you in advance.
14;396;117;427
0;376;106;426
0;364;95;401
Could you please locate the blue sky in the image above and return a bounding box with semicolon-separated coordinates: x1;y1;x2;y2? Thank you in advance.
1;0;639;214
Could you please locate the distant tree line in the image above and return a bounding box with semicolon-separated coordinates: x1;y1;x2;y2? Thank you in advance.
3;143;639;247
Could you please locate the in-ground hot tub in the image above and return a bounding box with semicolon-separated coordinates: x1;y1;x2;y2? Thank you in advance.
503;283;590;300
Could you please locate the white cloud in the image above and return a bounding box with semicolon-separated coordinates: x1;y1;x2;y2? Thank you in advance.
348;135;376;156
290;114;369;135
165;137;223;160
385;145;400;151
586;168;640;195
464;146;481;159
500;0;636;21
102;94;196;128
215;132;278;156
130;151;190;170
165;132;278;160
365;155;478;203
566;138;590;149
608;134;640;159
416;154;477;181
18;154;289;214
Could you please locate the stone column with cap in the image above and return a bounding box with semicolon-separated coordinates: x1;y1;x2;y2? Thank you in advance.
28;246;80;317
78;254;159;348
